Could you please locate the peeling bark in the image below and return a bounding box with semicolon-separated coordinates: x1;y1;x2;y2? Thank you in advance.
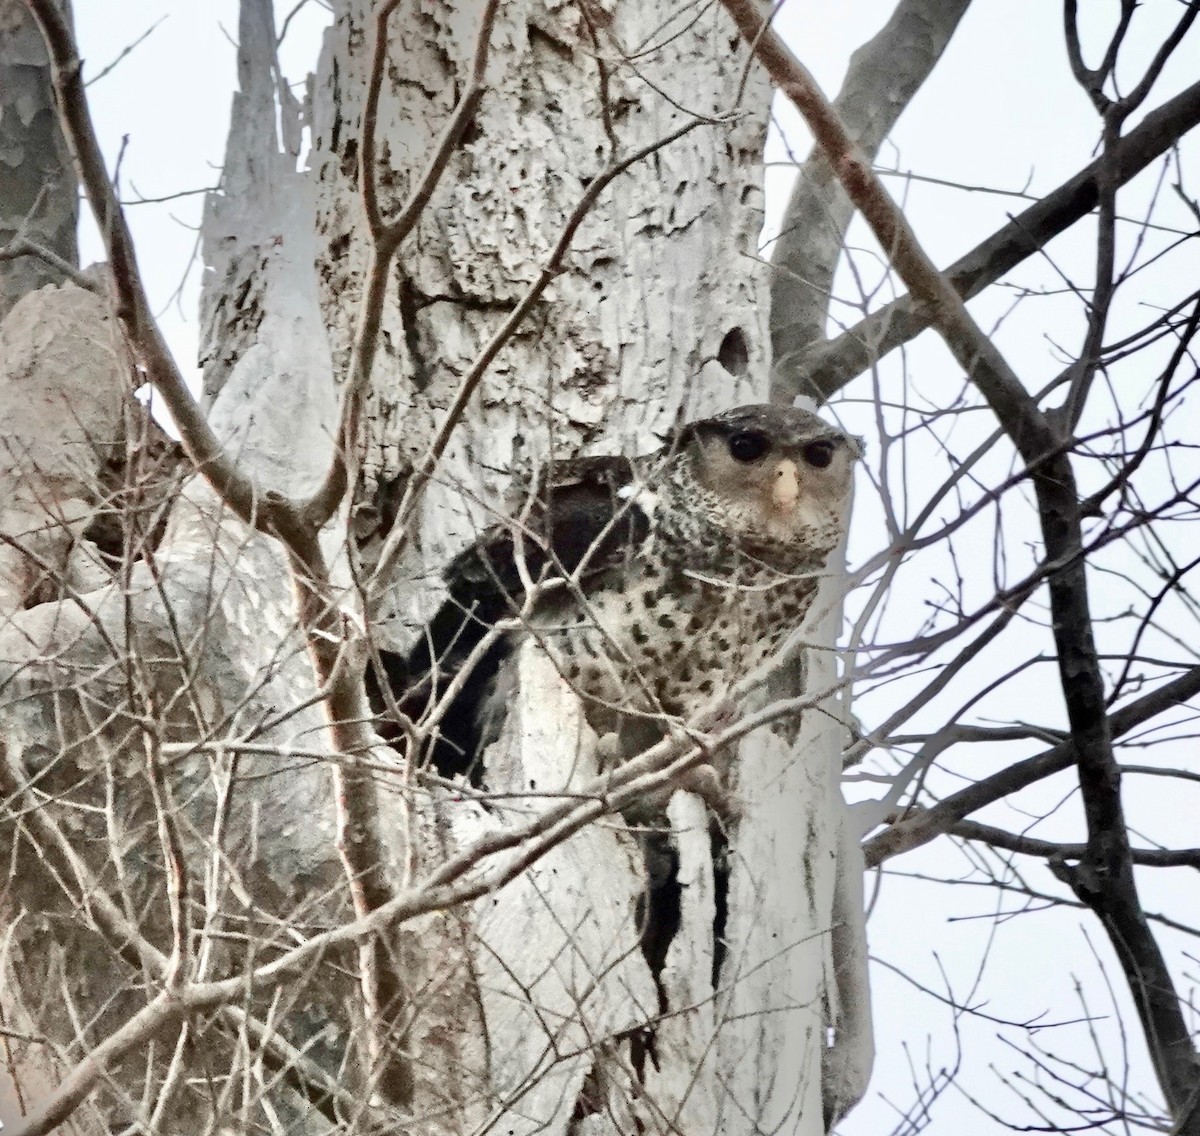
0;0;78;321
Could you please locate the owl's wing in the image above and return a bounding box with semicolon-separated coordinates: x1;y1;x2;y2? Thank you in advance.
368;454;651;778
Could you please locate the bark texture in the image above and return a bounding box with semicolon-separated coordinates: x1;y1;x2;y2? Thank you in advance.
1;0;875;1132
309;0;771;599
0;0;78;321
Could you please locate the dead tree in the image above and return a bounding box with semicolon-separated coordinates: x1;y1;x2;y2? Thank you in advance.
3;1;1199;1134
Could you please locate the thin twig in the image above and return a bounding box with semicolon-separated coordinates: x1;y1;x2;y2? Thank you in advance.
304;0;502;528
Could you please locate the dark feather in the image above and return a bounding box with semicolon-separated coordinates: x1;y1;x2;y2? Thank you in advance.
368;454;651;779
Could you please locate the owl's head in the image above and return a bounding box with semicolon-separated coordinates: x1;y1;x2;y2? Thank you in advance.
675;404;862;560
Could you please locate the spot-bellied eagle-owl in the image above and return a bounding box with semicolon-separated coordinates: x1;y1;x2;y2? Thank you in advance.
369;404;860;779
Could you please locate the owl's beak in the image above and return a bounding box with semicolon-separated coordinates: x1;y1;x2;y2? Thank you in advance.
771;459;800;511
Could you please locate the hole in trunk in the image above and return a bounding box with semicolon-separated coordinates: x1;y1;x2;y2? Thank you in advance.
717;326;750;377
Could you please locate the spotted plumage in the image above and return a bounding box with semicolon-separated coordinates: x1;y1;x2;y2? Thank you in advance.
370;404;860;780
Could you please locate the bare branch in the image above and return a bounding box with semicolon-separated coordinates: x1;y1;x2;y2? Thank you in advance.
794;77;1200;403
769;0;972;401
0;233;96;294
23;0;295;536
1120;2;1200;117
1063;0;1111;113
952;821;1200;870
82;16;165;88
864;663;1200;867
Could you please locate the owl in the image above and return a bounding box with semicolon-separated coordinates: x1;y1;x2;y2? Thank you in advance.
369;404;860;780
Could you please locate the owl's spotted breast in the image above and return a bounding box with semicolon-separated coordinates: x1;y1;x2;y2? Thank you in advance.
546;540;822;735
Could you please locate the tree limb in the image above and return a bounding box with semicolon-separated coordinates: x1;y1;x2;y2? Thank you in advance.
793;76;1200;402
770;0;972;402
717;0;1199;1111
863;663;1200;867
952;820;1200;869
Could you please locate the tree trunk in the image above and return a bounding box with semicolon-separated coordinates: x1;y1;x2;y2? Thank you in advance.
0;0;876;1132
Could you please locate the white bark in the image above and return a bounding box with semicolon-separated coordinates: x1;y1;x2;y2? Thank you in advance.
798;561;874;1130
0;284;124;612
309;0;772;598
468;647;657;1132
1;0;874;1131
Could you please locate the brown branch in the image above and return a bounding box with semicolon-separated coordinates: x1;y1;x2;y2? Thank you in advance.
952;821;1200;870
299;0;501;1100
356;0;401;241
717;1;1200;1110
23;0;299;538
1054;110;1120;434
285;524;411;1105
769;0;972;402
793;76;1200;403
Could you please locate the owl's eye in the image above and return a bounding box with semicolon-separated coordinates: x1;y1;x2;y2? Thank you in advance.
727;431;770;463
802;440;836;469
